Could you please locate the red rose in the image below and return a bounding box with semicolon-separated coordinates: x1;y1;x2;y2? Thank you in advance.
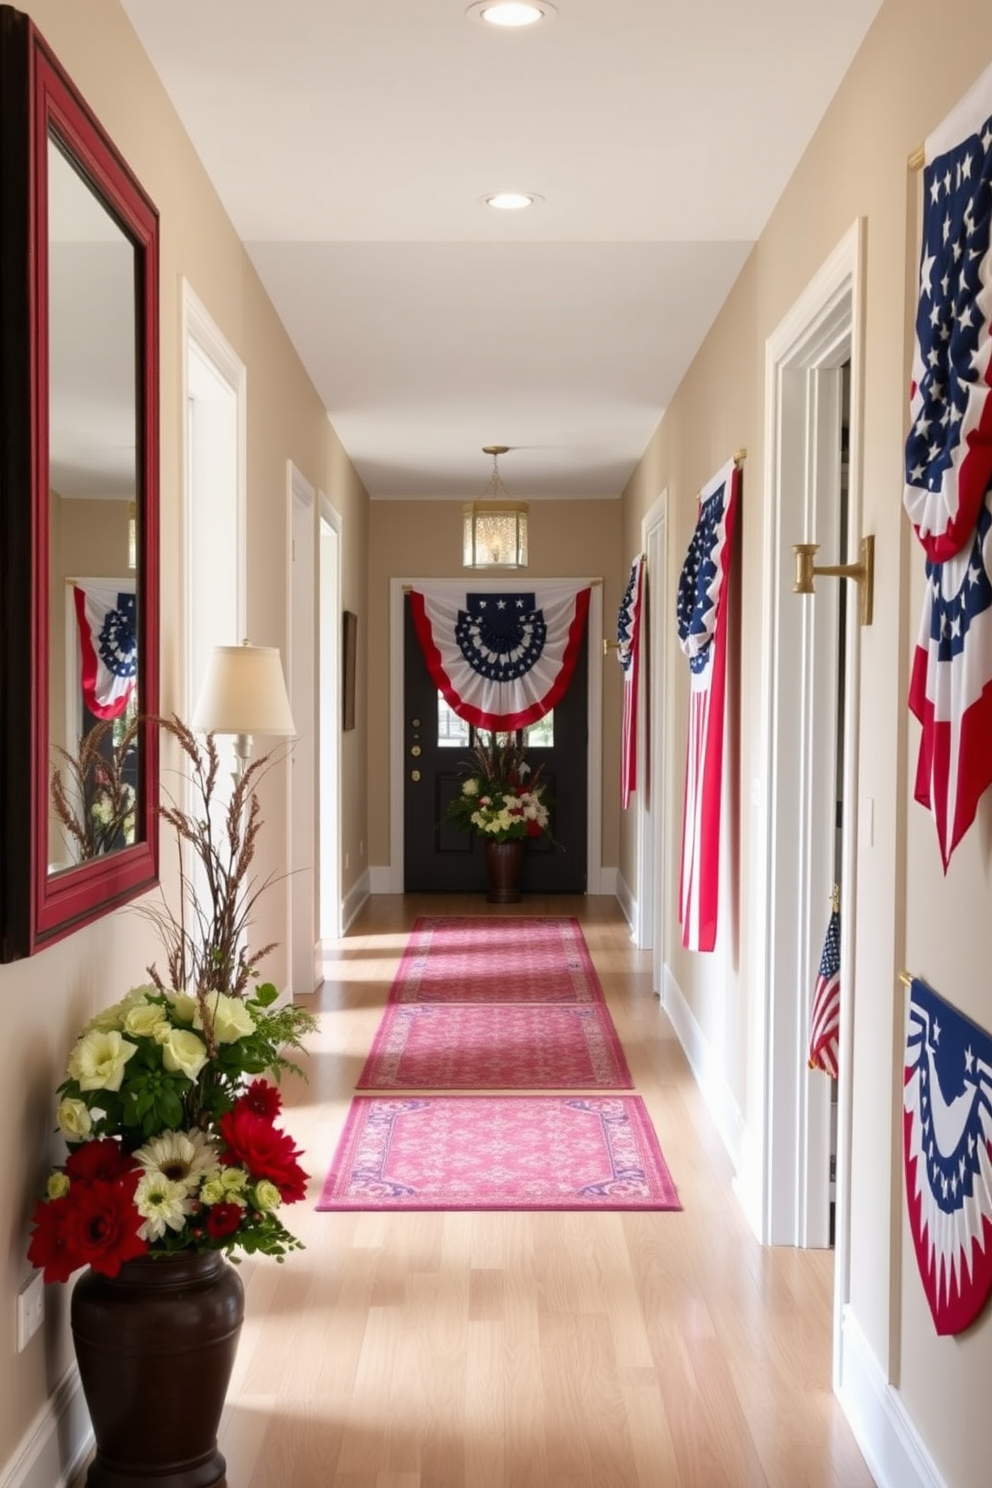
235;1078;282;1121
65;1138;136;1184
28;1177;147;1283
217;1108;308;1203
61;1178;148;1277
205;1202;243;1239
27;1195;78;1284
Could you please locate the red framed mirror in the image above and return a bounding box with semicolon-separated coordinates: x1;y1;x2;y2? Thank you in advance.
0;7;159;957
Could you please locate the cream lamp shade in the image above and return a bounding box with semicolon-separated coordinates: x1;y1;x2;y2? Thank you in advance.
193;641;296;771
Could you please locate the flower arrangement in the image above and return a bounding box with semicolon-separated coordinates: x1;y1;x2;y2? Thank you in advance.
443;734;552;843
28;717;317;1283
51;715;138;861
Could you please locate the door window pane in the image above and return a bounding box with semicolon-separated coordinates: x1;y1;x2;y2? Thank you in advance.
523;711;554;749
438;695;470;748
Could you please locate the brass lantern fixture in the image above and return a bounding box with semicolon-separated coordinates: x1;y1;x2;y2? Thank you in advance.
463;446;529;569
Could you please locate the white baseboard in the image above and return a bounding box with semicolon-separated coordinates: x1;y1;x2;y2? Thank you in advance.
342;870;372;930
837;1308;946;1488
614;872;637;938
0;1364;91;1488
661;964;745;1174
367;866;395;896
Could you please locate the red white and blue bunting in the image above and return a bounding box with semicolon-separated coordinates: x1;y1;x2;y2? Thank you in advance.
72;583;137;720
676;458;740;953
409;582;591;731
616;555;645;810
903;976;992;1335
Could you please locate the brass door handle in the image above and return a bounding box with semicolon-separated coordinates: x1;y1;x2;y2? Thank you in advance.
410;744;422;757
410;769;421;782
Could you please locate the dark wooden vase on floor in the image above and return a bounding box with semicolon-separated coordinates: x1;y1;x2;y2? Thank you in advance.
71;1250;244;1488
483;838;525;903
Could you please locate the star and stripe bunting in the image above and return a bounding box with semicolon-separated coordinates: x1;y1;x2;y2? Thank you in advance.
616;554;645;809
808;904;841;1079
906;60;992;868
676;458;740;953
909;487;992;869
408;582;591;731
905;60;992;563
72;583;137;720
903;976;992;1336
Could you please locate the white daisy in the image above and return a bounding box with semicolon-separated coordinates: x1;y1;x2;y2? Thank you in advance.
133;1128;221;1193
134;1172;191;1241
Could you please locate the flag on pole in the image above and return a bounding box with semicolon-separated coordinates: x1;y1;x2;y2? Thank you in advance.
808;902;841;1078
904;60;992;563
616;554;645;809
408;582;590;731
908;487;992;870
676;458;740;953
72;584;137;720
903;976;992;1336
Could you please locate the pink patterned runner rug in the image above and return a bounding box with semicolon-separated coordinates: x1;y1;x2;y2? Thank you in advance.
317;1096;680;1212
389;915;605;1004
356;1001;632;1090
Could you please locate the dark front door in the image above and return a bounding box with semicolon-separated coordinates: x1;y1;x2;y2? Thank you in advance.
403;595;588;893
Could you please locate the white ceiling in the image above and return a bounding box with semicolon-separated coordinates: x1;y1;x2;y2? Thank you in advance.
120;0;883;500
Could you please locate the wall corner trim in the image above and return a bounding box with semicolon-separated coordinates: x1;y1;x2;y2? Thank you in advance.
837;1306;947;1488
661;964;745;1175
0;1362;91;1488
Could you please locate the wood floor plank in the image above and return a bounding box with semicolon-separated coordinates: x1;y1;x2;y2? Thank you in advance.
169;893;875;1488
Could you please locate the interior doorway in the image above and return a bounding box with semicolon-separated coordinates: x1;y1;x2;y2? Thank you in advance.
318;498;342;940
288;464;318;992
742;222;865;1293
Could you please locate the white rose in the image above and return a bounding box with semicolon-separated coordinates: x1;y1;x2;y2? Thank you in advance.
67;1029;139;1092
197;993;256;1045
56;1097;92;1140
165;990;198;1025
159;1028;209;1081
123;1002;168;1039
254;1179;281;1211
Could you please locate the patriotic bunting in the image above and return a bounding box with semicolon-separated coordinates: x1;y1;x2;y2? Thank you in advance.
616;555;645;809
906;62;992;868
903;976;992;1336
808;904;841;1078
676;459;740;953
908;487;992;870
904;61;992;563
408;582;591;731
72;583;137;720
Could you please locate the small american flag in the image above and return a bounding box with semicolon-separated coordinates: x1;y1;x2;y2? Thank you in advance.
808;905;841;1079
616;554;645;809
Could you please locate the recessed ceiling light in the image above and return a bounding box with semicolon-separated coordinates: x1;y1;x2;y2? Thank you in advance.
484;191;543;211
467;2;558;29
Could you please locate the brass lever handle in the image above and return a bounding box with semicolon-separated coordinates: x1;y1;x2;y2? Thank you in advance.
793;535;874;626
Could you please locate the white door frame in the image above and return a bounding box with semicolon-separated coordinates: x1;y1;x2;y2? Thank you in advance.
739;220;865;1306
635;497;668;989
319;496;342;940
288;464;318;992
386;577;604;893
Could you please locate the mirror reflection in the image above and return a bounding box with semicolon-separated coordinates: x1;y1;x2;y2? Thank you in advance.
46;133;140;872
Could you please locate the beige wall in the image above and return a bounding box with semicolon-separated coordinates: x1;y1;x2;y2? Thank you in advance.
2;2;369;1474
621;3;992;1485
366;498;623;875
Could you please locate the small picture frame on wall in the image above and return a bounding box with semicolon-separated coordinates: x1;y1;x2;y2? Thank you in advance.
343;610;358;731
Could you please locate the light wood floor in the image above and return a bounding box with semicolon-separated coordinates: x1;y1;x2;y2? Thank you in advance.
107;895;881;1487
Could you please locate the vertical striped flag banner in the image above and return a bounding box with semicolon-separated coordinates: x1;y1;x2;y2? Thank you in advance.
616;554;645;809
676;458;740;952
903;975;992;1335
72;583;137;720
808;900;841;1078
905;61;992;869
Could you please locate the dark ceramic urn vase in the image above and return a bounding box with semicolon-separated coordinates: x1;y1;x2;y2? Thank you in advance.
483;838;525;903
71;1250;244;1488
